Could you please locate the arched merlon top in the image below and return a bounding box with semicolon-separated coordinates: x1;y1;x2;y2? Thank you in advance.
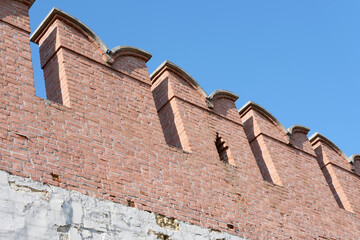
350;154;360;163
207;89;239;102
150;60;208;99
30;8;108;53
238;101;290;141
150;61;239;106
309;132;352;163
30;8;151;63
110;46;152;62
288;124;310;135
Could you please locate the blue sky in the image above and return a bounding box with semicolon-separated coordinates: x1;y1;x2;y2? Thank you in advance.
29;1;359;157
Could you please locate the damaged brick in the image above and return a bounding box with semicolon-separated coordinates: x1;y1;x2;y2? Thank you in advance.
127;199;135;207
57;224;70;240
148;229;172;240
227;224;234;229
156;214;179;230
51;173;60;182
9;181;49;200
14;132;29;140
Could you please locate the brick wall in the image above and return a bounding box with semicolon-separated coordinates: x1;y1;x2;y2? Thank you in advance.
0;1;359;239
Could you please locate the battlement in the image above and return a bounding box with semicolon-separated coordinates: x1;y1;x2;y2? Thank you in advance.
0;1;359;239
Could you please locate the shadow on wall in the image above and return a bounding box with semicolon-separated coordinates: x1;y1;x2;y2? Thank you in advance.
314;145;345;209
243;116;274;183
152;77;182;149
212;99;233;119
289;133;308;152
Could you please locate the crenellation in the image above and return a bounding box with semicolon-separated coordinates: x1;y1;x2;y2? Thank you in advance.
287;125;315;155
0;1;360;239
352;154;360;175
150;61;209;151
0;1;35;97
239;102;290;185
310;133;353;170
0;0;32;33
151;61;209;110
239;101;289;144
150;61;208;100
207;90;240;124
310;133;359;213
31;8;109;57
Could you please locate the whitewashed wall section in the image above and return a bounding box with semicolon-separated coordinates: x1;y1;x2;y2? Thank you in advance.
0;170;245;240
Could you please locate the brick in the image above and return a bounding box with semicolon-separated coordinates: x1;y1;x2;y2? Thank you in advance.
0;2;359;239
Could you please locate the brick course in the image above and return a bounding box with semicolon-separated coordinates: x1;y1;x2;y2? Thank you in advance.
1;1;359;239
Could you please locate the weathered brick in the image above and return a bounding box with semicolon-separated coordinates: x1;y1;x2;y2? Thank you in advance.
0;2;359;239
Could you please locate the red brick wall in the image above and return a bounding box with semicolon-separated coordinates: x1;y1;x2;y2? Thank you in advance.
1;1;359;239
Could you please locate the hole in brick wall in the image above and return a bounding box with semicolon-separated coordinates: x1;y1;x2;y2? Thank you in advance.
15;132;29;141
215;133;235;165
227;224;234;229
127;199;135;207
51;173;60;182
210;228;221;233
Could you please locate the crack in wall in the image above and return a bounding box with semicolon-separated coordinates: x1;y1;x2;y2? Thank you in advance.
8;181;50;200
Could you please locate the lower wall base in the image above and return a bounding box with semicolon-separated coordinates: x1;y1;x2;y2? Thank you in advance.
0;170;245;240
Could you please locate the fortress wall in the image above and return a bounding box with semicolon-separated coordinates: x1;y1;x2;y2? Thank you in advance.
0;1;359;239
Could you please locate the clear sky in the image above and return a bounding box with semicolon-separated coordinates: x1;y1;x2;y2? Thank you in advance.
29;1;359;157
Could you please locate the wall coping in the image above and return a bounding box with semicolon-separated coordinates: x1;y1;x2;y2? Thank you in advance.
110;46;152;62
287;124;310;135
207;89;239;101
150;61;239;105
30;7;108;53
238;101;290;141
30;8;151;63
350;154;360;163
309;132;352;163
150;60;208;99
